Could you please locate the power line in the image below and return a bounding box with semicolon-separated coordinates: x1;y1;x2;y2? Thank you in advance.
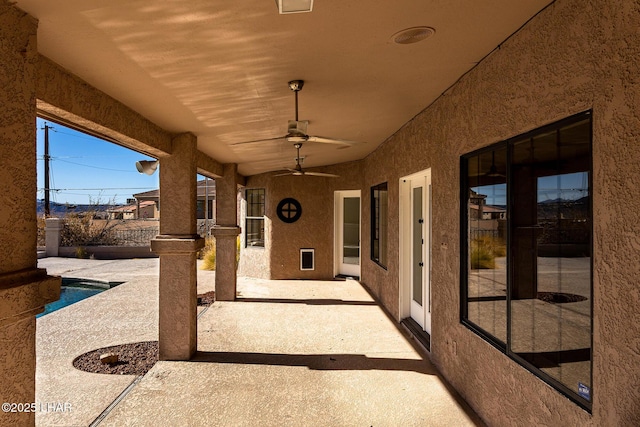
38;155;135;159
38;187;155;191
53;158;141;173
49;128;104;142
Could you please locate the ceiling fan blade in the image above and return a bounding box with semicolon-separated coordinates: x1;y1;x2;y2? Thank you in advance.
303;171;340;178
230;135;288;146
274;168;304;176
304;135;362;146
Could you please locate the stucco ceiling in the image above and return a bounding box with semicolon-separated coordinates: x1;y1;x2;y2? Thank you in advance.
15;0;552;176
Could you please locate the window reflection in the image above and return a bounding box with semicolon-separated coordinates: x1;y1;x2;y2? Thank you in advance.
462;112;592;407
511;122;591;399
467;148;507;344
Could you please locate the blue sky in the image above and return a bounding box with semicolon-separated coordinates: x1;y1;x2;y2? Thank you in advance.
37;118;159;205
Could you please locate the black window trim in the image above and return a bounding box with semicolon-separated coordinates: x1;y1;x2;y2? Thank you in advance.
370;182;388;270
460;110;594;412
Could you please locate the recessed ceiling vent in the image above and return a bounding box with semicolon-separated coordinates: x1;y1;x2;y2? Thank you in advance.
276;0;313;14
391;26;435;45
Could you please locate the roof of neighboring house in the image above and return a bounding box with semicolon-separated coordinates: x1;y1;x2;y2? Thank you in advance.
107;200;155;213
133;179;216;200
132;189;158;199
469;204;506;213
108;205;136;213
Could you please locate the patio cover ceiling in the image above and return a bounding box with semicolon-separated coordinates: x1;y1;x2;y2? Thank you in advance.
15;0;552;176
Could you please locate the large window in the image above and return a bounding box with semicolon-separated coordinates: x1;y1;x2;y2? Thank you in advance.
461;112;592;409
371;182;388;268
245;188;265;247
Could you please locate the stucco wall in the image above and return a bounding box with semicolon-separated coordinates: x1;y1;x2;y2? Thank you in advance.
0;4;60;426
362;0;640;425
0;2;38;275
241;161;362;280
244;0;640;425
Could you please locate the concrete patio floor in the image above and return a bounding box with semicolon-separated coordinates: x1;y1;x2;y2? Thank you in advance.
36;258;484;426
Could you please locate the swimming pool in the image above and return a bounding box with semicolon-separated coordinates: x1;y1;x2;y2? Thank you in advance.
37;278;115;318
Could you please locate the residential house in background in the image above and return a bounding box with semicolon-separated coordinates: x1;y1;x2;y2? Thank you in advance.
107;200;156;220
132;179;215;220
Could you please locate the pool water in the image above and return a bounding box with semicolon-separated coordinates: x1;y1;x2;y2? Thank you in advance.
37;280;108;318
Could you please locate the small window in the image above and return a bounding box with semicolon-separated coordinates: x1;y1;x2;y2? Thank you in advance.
371;182;388;268
196;199;214;219
245;188;265;247
461;111;592;409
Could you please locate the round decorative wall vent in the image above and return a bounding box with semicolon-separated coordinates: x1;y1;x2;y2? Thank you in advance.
277;198;302;223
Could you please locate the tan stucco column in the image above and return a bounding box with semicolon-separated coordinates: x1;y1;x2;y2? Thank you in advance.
151;133;204;360
0;3;60;426
213;163;241;301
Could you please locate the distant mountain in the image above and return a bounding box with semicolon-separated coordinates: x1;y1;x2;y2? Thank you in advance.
537;196;589;221
36;200;121;216
539;196;589;205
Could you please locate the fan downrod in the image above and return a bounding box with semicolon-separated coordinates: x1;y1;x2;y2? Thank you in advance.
293;143;303;170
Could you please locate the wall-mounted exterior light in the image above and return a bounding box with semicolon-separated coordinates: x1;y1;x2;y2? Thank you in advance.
135;160;159;175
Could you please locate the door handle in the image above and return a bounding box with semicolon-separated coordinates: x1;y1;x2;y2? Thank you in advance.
419;262;424;267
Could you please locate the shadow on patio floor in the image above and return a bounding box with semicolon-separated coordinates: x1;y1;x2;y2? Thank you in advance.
191;351;436;375
236;297;378;306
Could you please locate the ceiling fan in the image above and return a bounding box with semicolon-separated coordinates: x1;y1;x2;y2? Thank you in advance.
231;80;361;147
274;143;339;178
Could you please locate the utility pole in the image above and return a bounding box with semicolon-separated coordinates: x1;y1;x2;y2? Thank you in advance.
204;177;209;236
43;123;51;217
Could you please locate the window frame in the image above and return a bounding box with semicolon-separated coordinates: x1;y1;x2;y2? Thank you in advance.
370;182;388;269
245;188;265;248
460;111;594;411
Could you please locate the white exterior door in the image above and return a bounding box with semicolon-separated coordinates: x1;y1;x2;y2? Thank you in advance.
400;171;432;334
410;182;426;327
335;190;361;277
